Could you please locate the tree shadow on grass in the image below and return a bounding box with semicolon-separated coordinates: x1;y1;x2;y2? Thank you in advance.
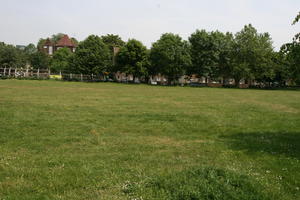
222;131;300;159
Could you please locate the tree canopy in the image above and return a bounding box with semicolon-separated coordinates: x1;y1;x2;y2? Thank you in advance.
50;47;73;73
0;42;27;68
30;51;50;69
116;39;149;80
101;34;125;49
71;35;111;74
189;30;233;80
231;24;274;85
150;33;191;84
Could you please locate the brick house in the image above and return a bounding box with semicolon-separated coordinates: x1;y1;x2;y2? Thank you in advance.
42;35;76;55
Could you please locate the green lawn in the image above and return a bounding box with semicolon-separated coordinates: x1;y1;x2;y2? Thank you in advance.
0;80;299;200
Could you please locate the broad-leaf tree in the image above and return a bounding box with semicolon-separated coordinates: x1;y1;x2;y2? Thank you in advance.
101;34;125;49
189;30;234;82
280;42;300;84
0;42;27;68
50;47;73;73
116;39;149;81
101;34;125;72
72;35;111;74
150;33;191;85
231;24;274;86
30;51;50;69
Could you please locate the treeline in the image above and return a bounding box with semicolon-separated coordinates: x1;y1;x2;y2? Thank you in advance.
1;24;300;86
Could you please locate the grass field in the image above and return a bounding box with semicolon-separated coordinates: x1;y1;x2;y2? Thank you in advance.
0;80;300;200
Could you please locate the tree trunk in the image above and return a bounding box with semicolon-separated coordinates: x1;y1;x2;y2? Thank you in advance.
235;78;241;88
168;77;172;86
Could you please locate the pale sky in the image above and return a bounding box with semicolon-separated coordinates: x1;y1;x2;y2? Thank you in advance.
0;0;299;50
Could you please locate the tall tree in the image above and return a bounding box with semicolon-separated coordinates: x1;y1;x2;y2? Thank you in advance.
24;43;37;55
37;38;46;50
116;39;149;81
217;32;235;82
280;42;300;84
101;34;125;49
50;47;72;73
0;42;26;68
189;30;218;80
150;33;191;85
189;30;234;82
51;33;65;43
293;12;300;41
30;51;50;69
282;12;300;84
72;35;111;74
101;34;125;72
231;24;274;86
271;51;290;86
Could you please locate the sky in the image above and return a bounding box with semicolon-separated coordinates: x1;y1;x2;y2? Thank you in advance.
0;0;299;50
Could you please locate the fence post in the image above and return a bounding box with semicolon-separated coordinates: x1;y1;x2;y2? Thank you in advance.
81;74;83;81
59;71;62;76
92;74;94;80
8;67;11;77
37;68;40;78
48;69;51;77
3;67;6;76
15;68;17;78
70;73;72;79
26;68;29;77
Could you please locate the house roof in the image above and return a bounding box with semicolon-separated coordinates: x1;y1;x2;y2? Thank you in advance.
56;35;76;47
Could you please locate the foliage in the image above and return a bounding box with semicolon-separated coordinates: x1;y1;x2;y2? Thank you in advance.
71;35;111;74
150;33;191;84
292;12;300;25
101;34;125;49
70;37;79;45
37;33;78;49
116;39;149;80
280;42;300;84
50;47;73;73
101;34;126;72
189;30;234;80
0;42;27;68
231;24;274;85
270;52;290;86
37;38;46;50
24;43;37;55
51;33;65;43
218;32;235;80
30;51;50;69
278;12;300;84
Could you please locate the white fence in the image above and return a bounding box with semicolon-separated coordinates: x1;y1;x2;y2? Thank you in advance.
0;68;107;82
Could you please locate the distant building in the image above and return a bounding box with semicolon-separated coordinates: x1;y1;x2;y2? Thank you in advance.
41;34;77;55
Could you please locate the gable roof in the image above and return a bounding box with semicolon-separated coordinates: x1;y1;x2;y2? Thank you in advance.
56;35;76;47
